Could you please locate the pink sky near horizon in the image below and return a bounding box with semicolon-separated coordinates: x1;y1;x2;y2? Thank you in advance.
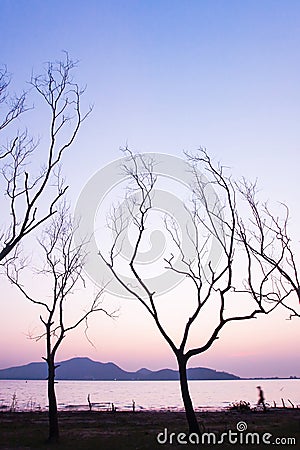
1;279;299;378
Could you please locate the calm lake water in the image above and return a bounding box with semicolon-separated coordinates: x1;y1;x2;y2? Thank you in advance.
0;379;299;412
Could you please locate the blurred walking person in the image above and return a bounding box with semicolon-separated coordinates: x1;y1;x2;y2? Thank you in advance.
257;386;266;411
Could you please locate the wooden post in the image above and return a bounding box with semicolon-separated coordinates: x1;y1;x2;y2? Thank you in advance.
87;394;92;411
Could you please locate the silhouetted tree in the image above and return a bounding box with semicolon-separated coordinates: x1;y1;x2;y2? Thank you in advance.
0;53;91;265
237;179;300;319
7;204;115;443
99;148;299;435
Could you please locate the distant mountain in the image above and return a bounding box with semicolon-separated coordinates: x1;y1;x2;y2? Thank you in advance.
0;357;240;381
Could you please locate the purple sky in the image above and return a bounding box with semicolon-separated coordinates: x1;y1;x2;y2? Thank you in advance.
0;0;299;378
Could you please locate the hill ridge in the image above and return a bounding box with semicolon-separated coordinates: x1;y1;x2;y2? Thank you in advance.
0;357;240;381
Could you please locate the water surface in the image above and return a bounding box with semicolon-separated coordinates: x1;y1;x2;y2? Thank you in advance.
0;379;299;412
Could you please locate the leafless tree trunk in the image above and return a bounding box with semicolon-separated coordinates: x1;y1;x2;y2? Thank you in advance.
6;204;114;443
99;148;299;435
0;53;91;266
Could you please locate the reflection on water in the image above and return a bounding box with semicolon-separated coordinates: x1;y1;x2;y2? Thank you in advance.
0;379;299;412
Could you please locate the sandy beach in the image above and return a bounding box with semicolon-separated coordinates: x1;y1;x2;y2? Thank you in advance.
0;409;299;449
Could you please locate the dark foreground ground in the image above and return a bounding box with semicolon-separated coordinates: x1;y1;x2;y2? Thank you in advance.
0;409;299;449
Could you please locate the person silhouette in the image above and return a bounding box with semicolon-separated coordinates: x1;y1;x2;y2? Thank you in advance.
257;386;266;411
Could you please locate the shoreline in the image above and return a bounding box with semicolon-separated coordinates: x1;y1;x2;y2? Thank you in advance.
0;405;229;413
0;405;298;413
1;409;299;449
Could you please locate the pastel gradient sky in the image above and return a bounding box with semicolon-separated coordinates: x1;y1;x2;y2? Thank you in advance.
0;0;300;378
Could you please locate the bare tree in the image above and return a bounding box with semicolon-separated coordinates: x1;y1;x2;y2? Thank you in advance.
6;204;115;443
237;180;300;319
0;65;27;131
0;53;91;265
99;148;299;435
